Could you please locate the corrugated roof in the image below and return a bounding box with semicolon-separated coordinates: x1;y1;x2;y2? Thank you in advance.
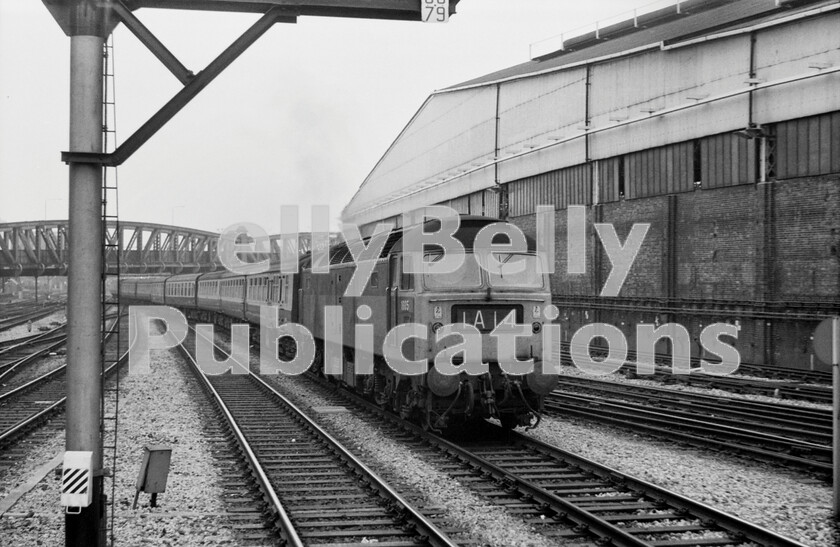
444;0;836;91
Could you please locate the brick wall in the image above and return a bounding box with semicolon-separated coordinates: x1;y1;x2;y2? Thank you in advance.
772;175;840;300
504;172;839;370
599;197;668;298
675;185;757;300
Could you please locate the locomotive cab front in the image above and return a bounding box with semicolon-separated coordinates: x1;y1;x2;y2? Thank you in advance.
383;216;558;431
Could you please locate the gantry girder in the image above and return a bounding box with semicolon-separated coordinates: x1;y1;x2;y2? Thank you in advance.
44;0;460;167
0;220;336;276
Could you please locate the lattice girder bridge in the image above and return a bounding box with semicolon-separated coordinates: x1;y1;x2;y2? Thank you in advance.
0;220;330;276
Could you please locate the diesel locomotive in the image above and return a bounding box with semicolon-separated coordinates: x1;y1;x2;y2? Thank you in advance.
122;215;559;431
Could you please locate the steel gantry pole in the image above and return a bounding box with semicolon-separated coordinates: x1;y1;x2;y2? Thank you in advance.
36;3;457;546
64;2;108;544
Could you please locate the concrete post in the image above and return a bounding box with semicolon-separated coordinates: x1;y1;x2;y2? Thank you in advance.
65;33;105;546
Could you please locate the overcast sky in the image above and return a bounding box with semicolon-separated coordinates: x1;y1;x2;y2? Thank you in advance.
1;0;632;232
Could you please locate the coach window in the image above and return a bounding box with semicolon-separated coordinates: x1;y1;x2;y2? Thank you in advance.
281;276;289;306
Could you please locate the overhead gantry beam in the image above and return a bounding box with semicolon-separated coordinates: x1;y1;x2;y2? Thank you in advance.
62;5;297;166
46;0;460;167
123;0;442;20
111;2;194;85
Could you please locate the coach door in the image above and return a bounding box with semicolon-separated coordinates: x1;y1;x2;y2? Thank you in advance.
387;254;400;339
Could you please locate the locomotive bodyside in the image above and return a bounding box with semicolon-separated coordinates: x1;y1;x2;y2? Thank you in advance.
295;216;557;430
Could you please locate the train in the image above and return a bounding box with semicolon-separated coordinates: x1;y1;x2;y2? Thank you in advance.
121;215;559;431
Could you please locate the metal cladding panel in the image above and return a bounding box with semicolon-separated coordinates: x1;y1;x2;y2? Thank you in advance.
626;142;695;199
589;35;752;159
508;165;591;217
775;111;840;178
497;68;587;153
498;138;587;184
597;158;621;203
344;87;497;224
468;191;484;216
701;133;756;188
447;195;471;214
754;12;840;123
484;188;500;218
350;168;494;228
447;0;814;89
589;93;749;160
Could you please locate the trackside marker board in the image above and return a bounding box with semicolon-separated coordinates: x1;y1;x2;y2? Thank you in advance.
814;317;838;364
61;451;93;512
422;0;449;22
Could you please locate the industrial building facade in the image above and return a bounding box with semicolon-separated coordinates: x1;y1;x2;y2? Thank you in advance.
343;0;840;370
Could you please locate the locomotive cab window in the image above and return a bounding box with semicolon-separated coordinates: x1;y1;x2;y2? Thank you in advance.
422;252;481;290
485;253;546;289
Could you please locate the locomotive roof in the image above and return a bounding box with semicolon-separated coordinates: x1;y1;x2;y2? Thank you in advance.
181;216;539;276
314;215;538;268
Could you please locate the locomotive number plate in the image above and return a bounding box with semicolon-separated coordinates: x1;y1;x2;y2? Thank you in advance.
451;305;523;333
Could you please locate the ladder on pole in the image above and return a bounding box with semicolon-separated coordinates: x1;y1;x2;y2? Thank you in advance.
99;34;122;547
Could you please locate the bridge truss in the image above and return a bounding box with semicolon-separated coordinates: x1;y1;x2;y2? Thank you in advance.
0;220;334;277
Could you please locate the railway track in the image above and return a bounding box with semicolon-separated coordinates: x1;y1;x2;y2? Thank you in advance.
0;304;64;334
0;314;123;450
551;341;832;403
328;386;809;546
0;330;62;351
545;375;832;477
733;361;831;385
0;300;49;318
637;369;832;404
0;324;68;391
197;321;806;547
181;326;463;547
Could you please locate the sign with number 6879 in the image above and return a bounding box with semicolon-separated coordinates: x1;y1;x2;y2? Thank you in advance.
422;0;449;23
